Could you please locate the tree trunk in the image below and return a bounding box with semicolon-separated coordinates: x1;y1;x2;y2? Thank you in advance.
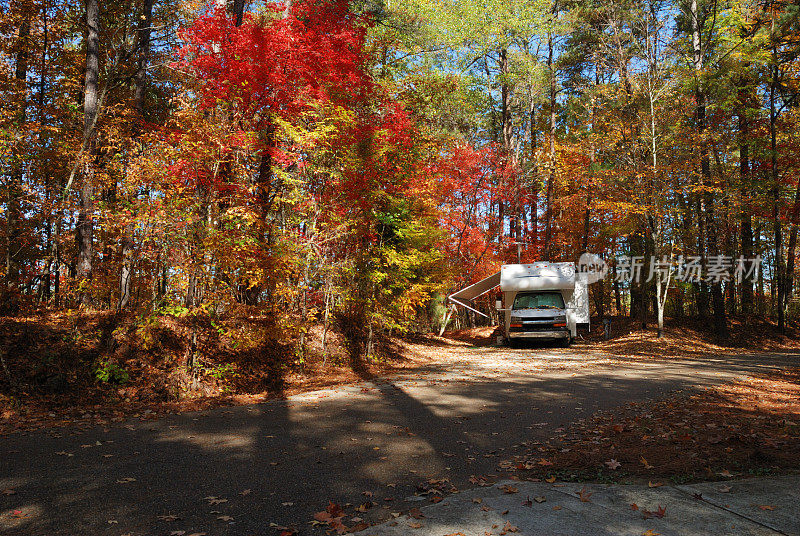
5;2;31;305
498;48;511;255
691;0;719;328
76;0;100;306
641;233;650;329
583;63;599;254
232;0;245;25
544;19;557;261
738;86;754;314
770;58;785;331
655;253;672;339
529;103;539;256
117;0;154;311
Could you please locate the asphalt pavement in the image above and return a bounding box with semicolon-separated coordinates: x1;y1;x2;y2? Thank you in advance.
1;345;797;535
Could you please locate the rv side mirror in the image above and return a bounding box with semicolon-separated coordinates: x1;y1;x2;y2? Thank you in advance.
495;299;502;310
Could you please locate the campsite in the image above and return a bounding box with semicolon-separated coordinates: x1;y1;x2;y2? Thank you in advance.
1;0;800;534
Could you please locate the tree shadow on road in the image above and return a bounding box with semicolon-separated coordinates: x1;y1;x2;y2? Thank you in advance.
3;350;798;535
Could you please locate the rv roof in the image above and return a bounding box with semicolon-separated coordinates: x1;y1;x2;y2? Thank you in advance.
500;263;576;291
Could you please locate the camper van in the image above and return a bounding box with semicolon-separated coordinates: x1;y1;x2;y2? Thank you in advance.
448;262;593;347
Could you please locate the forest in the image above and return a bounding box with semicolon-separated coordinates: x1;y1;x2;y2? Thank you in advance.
1;0;799;400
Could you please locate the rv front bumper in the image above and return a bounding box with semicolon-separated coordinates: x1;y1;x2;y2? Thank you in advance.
508;330;569;340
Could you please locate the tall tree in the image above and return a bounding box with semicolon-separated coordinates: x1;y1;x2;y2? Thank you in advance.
5;0;32;305
75;0;100;305
118;0;155;311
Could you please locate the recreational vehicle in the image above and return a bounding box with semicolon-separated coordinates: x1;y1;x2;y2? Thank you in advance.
448;261;596;347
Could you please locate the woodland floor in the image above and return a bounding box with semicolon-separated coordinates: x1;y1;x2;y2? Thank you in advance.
1;316;799;535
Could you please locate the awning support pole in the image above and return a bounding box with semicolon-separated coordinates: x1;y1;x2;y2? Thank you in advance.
448;296;489;318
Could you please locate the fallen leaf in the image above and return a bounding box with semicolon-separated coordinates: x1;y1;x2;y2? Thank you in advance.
469;475;492;486
605;459;621;470
316;501;345;523
545;475;557;483
577;486;592;502
758;505;776;511
1;489;17;495
648;481;663;488
472;497;483;504
642;505;666;519
204;496;228;505
314;512;332;523
157;514;180;522
116;477;136;484
355;502;372;512
500;484;518;494
631;503;639;511
500;520;519;534
217;515;234;521
640;456;654;469
240;489;252;496
643;530;660;536
408;508;425;519
534;496;546;503
718;485;732;493
408;522;423;529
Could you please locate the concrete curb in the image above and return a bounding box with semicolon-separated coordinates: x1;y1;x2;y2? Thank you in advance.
363;476;799;535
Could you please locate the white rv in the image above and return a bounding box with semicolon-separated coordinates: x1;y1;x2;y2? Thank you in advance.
448;262;594;347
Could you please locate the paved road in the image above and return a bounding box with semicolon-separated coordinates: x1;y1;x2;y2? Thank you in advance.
1;344;797;535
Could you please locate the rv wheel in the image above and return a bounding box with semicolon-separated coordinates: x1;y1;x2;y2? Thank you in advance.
559;337;571;348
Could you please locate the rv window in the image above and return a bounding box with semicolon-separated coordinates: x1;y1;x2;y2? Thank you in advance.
512;292;565;310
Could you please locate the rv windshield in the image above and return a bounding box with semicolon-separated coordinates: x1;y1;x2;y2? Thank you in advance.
512;292;565;310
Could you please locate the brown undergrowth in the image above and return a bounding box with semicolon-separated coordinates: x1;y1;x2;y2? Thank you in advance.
0;310;432;434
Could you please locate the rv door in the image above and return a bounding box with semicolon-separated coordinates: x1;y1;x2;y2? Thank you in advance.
566;274;590;335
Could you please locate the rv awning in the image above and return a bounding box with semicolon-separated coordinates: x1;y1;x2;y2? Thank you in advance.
448;272;501;317
449;271;501;301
